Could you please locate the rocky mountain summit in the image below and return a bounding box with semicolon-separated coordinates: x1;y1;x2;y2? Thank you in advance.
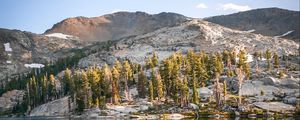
45;12;188;41
205;8;300;42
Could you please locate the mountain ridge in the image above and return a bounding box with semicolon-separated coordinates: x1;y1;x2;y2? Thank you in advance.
204;7;300;41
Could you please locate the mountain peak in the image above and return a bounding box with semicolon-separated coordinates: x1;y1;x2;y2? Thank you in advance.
44;12;187;41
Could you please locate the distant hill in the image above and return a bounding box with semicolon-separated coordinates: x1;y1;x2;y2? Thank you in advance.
45;12;188;41
204;8;300;42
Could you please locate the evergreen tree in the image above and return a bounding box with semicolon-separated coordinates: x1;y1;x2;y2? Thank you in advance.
137;68;147;98
148;80;154;102
222;50;230;67
195;55;208;87
41;75;47;103
180;76;189;107
265;49;272;71
237;50;246;69
122;60;133;101
273;52;280;69
223;80;227;102
111;66;120;104
87;68;100;107
81;71;90;109
152;52;159;67
62;68;72;95
229;49;237;65
48;74;57;101
156;74;164;101
191;71;199;104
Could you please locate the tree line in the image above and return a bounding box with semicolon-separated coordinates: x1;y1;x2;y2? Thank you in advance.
23;48;289;113
3;47;295;114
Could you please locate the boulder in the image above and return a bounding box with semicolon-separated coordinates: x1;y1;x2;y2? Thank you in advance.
260;77;280;85
0;90;25;114
253;102;295;112
188;103;199;110
198;87;213;99
283;97;299;104
30;96;74;116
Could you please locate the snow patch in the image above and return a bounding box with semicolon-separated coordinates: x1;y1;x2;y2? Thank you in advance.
274;30;294;38
245;29;255;33
236;54;254;63
25;63;45;68
4;43;12;52
45;33;75;39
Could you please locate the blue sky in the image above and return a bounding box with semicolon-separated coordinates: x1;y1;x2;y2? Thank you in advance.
0;0;299;34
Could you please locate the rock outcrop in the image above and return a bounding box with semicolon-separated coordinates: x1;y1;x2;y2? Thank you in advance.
0;90;25;114
29;96;74;116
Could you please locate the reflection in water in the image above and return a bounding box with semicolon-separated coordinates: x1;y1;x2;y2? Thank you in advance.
0;116;298;120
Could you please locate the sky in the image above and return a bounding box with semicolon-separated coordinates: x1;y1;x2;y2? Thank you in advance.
0;0;299;34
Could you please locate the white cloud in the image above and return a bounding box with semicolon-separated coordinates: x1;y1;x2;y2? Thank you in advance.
221;3;251;11
196;3;208;9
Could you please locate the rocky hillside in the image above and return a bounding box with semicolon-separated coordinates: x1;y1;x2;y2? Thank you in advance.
204;8;300;42
78;19;299;67
0;28;85;81
44;12;188;41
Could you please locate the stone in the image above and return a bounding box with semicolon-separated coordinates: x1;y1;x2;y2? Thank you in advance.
253;102;296;112
0;90;25;114
188;103;199;110
260;77;280;85
283;97;299;104
30;96;74;116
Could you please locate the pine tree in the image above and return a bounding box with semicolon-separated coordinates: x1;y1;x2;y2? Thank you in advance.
48;74;57;101
156;74;164;101
192;71;199;104
87;68;100;108
152;52;159;67
244;63;251;80
148;80;154;102
237;50;246;69
81;71;90;109
122;60;133;101
111;66;120;104
273;52;280;69
265;49;272;71
63;68;72;95
222;50;230;67
181;76;189;107
229;49;237;65
223;80;227;102
41;75;47;103
237;50;250;79
195;55;208;87
161;59;172;100
137;68;147;98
